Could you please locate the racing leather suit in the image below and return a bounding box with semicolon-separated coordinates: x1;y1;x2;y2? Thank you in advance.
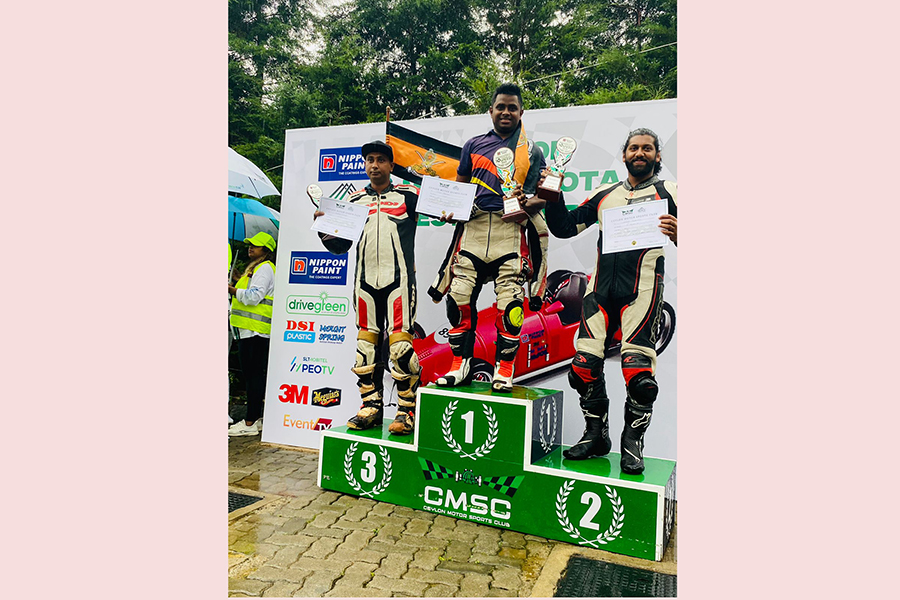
428;129;546;381
320;182;421;420
545;175;677;468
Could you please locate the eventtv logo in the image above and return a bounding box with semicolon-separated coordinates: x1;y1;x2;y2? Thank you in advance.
286;293;350;317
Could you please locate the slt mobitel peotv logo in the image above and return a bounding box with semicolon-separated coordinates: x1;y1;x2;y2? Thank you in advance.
289;356;335;375
282;320;348;345
286;292;350;317
289;251;348;286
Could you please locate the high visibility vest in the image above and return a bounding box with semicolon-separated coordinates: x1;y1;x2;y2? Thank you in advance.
230;261;275;334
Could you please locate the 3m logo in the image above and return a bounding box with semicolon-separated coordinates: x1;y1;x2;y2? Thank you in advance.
321;154;337;172
278;384;309;404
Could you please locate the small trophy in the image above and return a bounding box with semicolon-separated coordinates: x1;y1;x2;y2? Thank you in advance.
537;136;577;202
307;184;323;208
494;147;526;223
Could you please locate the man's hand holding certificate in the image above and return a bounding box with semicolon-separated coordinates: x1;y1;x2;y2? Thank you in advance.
416;175;476;222
602;199;670;254
311;197;369;242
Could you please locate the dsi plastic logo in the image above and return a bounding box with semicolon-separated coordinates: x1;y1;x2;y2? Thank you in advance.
289;251;348;286
318;147;366;181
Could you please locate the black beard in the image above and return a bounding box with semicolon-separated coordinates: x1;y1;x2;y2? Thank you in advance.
625;159;654;178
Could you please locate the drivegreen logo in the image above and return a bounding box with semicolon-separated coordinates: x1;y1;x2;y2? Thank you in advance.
286;292;350;317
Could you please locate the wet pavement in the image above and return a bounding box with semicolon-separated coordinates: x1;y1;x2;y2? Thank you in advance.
228;434;676;597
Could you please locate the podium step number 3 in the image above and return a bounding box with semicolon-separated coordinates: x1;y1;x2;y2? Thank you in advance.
318;382;676;561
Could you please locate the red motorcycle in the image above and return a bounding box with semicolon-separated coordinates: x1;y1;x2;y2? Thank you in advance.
406;269;676;385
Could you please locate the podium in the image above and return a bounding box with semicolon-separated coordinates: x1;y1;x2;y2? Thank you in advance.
318;383;676;561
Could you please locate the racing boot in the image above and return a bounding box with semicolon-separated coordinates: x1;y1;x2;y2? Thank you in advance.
347;395;384;430
619;371;658;474
389;397;416;435
348;362;384;430
388;337;419;435
436;355;472;387
620;402;652;474
563;393;611;460
491;360;515;393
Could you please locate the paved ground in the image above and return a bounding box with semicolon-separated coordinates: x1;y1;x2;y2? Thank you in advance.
228;432;676;597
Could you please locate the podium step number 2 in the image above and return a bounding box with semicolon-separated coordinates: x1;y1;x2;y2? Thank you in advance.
318;382;676;561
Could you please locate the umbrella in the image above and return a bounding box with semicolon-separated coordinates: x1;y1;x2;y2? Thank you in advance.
228;195;280;243
229;195;280;279
228;147;281;198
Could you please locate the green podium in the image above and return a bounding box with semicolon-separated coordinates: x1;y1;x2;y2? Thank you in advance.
318;383;676;561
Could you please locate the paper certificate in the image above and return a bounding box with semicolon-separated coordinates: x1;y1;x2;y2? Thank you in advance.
602;199;669;254
416;176;476;222
310;197;369;242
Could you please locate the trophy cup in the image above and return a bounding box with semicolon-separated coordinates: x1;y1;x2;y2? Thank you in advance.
537;136;577;202
494;147;526;223
307;184;323;208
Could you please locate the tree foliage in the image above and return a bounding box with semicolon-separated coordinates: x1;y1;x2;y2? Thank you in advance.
228;0;677;197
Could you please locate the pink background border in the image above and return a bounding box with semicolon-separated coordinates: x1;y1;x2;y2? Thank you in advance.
8;1;894;597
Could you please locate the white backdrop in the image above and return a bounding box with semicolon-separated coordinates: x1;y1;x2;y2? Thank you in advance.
262;99;678;460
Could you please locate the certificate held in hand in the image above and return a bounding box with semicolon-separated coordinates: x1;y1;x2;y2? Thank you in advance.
311;196;369;242
416;175;476;222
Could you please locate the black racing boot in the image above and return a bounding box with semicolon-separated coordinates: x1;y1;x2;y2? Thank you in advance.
563;394;611;460
620;400;652;474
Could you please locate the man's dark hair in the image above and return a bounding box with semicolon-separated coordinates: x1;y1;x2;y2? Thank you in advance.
491;82;523;109
623;128;662;175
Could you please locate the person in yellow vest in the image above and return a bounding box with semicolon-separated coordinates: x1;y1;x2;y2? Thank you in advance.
228;232;277;436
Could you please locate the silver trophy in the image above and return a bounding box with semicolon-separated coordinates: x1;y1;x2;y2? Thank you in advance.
538;136;577;202
307;183;323;208
493;147;526;223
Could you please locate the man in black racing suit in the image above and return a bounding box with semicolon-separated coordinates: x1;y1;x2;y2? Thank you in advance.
543;128;678;474
315;140;421;435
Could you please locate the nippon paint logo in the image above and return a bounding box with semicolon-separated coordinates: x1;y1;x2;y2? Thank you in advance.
286;292;350;317
289;356;335;375
283;414;333;430
318;147;366;181
289;252;348;286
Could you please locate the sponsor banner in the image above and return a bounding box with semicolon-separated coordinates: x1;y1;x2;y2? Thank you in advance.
286;293;351;317
318;146;366;181
264;100;677;457
289;251;348;286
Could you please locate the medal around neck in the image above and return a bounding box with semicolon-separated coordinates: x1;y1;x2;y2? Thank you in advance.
494;147;526;223
307;184;323;209
538;136;577;202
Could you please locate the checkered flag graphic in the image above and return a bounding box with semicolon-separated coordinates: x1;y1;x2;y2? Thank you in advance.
483;475;525;498
418;457;455;481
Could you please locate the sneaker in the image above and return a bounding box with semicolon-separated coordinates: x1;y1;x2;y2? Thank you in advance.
491;360;514;393
228;420;261;437
436;356;471;387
